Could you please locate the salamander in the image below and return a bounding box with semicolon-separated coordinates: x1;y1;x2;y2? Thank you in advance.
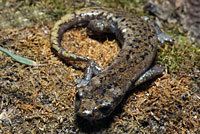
51;7;171;121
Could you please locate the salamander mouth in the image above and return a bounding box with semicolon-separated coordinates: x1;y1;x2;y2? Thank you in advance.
76;109;95;120
76;107;106;121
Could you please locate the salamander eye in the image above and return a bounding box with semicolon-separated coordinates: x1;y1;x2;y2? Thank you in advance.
75;92;81;112
76;92;81;101
98;105;111;115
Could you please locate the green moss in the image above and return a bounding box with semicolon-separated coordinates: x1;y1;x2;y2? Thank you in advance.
157;35;200;73
0;0;76;29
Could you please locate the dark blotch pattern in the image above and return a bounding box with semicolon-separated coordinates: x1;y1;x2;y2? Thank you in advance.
119;67;126;72
126;54;130;60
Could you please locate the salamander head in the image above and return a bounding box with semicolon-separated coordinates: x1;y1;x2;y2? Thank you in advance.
75;86;117;121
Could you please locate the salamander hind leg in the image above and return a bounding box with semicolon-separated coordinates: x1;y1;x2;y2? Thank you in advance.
143;17;173;45
154;24;173;44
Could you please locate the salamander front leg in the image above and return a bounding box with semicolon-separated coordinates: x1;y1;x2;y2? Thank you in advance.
74;60;102;88
133;64;164;88
74;19;113;88
52;42;102;88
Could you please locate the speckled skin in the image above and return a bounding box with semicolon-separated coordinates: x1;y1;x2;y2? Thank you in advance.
51;7;159;120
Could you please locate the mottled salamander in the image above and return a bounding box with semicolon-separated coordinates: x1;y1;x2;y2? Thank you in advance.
51;7;170;120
